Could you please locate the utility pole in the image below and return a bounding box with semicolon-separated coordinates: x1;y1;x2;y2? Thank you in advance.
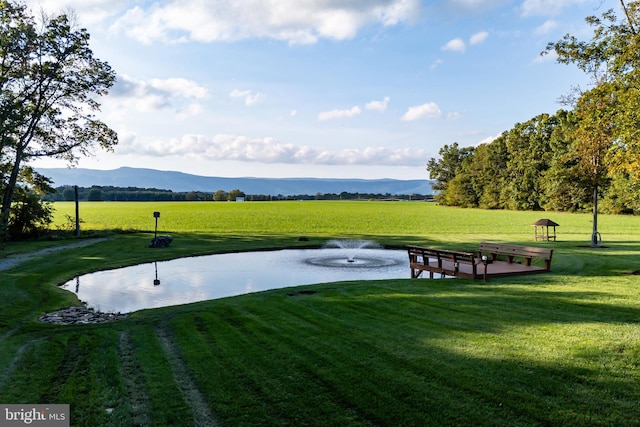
75;185;80;237
591;186;601;247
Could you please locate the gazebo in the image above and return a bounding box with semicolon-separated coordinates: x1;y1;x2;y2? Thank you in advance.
532;219;559;241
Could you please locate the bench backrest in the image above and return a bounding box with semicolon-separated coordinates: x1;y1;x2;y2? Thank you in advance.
407;246;476;264
478;242;553;260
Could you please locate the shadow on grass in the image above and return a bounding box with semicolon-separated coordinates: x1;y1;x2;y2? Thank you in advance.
121;278;640;426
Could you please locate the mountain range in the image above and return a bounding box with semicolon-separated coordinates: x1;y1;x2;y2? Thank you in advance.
37;167;434;196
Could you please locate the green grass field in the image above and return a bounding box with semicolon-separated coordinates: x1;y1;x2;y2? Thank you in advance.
2;201;640;426
50;200;640;240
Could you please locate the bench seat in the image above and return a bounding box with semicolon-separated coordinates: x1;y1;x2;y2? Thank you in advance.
478;242;553;272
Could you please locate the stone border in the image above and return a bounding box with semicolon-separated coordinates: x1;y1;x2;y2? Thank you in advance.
38;306;128;325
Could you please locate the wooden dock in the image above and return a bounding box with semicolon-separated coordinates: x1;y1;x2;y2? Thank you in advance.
408;243;553;280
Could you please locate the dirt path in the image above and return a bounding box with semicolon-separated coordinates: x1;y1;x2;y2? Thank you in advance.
0;238;107;271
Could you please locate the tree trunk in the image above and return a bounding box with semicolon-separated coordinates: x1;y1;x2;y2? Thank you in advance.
591;185;601;247
620;0;637;34
0;148;23;239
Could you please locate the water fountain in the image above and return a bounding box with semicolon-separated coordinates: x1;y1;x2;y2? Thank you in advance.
304;240;402;268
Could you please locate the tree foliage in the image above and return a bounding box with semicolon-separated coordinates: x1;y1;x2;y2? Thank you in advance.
428;1;640;218
544;0;640;241
427;112;579;212
212;190;229;201
0;0;117;239
86;188;102;201
6;167;54;237
426;143;475;204
228;189;245;201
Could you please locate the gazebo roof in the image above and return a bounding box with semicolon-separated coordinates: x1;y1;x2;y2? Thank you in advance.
532;218;559;227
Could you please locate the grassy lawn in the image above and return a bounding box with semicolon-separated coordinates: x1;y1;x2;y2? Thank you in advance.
1;201;640;426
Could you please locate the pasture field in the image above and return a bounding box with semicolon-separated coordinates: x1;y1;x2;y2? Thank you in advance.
1;201;640;426
50;200;639;242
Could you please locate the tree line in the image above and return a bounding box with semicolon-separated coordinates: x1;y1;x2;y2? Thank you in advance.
428;0;640;228
46;186;433;203
426;109;640;214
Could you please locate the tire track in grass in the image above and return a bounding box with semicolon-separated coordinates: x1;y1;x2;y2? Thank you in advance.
118;331;153;426
0;337;43;391
41;335;80;404
155;324;219;427
0;323;23;341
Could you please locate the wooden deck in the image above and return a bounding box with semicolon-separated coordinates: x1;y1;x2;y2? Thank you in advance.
409;257;548;280
408;243;553;280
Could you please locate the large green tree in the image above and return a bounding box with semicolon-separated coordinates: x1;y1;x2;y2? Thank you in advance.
426;143;475;204
427;112;568;211
0;1;117;239
501;114;558;211
545;0;640;244
573;84;618;244
464;137;509;209
539;110;590;212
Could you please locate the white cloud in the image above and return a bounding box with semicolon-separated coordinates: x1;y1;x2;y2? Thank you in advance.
24;0;130;24
469;31;489;45
447;0;509;12
150;78;208;99
442;32;487;53
125;133;427;166
109;127;138;153
230;89;263;106
110;0;422;45
107;75;208;117
430;58;444;69
318;106;362;121
365;97;390;112
534;20;558;35
176;103;204;121
446;112;461;120
520;0;586;17
401;103;442;121
477;135;500;146
442;38;466;52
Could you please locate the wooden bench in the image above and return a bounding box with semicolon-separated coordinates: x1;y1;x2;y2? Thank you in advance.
407;242;553;280
477;242;553;272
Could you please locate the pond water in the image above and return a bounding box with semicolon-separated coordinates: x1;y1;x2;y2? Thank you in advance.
61;243;412;313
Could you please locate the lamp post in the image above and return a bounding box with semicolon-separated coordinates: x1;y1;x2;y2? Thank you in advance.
153;211;160;240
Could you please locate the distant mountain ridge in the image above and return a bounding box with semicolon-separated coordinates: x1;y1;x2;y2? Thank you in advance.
37;167;434;196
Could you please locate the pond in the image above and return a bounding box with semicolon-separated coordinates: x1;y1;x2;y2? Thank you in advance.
61;241;414;313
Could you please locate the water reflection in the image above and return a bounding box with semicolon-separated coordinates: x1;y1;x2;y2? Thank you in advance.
153;262;160;286
62;248;411;313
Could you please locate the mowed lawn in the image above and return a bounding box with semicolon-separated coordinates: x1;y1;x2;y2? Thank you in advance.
1;201;640;426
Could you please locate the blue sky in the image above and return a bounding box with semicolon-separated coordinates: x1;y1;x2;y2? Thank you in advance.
30;0;612;179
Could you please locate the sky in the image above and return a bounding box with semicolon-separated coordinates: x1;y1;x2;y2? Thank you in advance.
28;0;617;180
